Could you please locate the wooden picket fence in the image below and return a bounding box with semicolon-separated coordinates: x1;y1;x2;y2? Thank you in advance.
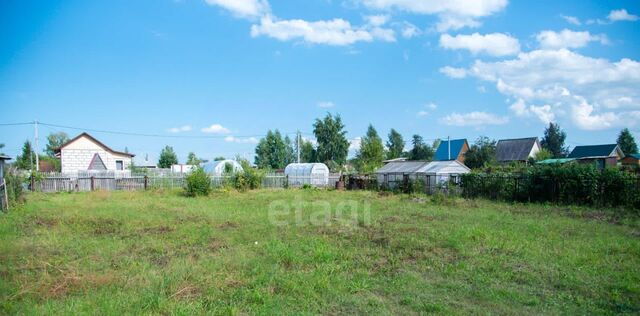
0;179;8;211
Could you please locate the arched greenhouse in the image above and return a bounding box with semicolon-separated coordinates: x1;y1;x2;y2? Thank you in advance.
202;160;243;176
284;163;330;187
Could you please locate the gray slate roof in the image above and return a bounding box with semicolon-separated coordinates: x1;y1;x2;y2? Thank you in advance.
496;137;539;162
375;161;429;174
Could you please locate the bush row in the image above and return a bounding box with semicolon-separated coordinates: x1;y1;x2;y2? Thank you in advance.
461;164;640;209
185;167;266;196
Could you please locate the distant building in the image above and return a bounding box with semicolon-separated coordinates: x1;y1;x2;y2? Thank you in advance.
434;139;469;164
55;133;134;174
495;137;541;164
135;155;157;169
0;155;11;179
374;160;469;191
567;144;624;169
171;164;195;174
621;153;640;166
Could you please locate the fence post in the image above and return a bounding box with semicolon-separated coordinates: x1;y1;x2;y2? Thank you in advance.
90;176;95;191
144;175;148;190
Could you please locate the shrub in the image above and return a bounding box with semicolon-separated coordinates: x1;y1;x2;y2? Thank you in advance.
4;167;25;207
461;164;640;209
185;167;211;197
231;168;265;192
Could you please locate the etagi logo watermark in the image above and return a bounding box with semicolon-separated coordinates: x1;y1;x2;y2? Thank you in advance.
268;194;372;227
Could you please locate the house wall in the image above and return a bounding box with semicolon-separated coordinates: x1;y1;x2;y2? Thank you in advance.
456;142;469;164
60;136;132;173
528;142;541;159
621;157;640;165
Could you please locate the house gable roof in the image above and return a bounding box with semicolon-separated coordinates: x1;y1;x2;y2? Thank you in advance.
496;137;539;162
55;132;134;157
568;144;622;159
434;139;468;161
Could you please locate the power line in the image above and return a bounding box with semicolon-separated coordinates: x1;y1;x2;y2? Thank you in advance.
0;122;34;126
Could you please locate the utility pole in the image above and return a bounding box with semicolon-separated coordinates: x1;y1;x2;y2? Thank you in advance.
34;120;40;172
296;130;300;164
448;136;451;161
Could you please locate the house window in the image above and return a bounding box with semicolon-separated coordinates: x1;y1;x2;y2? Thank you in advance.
116;160;124;170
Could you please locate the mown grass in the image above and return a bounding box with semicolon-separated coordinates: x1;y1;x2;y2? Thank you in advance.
0;189;639;315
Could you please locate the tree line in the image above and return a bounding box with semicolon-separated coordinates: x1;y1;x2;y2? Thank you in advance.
4;117;638;173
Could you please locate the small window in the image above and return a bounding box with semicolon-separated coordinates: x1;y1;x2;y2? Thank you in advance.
116;160;124;170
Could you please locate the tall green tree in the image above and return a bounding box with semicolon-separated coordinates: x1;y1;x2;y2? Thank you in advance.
386;129;404;159
186;152;201;165
464;136;497;169
15;140;36;170
313;113;349;166
158;146;178;168
284;135;296;165
408;134;433;160
0;143;5;155
44;132;70;157
617;128;638;155
355;124;386;173
300;140;316;163
541;122;568;158
254;130;290;169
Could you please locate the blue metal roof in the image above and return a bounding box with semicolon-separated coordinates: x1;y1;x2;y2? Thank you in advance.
434;139;467;161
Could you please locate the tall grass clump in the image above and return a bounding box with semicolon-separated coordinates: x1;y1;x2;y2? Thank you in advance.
185;167;211;196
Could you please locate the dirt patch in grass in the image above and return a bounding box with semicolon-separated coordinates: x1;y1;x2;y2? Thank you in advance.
90;219;123;236
138;226;175;235
217;221;239;229
170;284;201;300
40;272;118;299
209;238;228;252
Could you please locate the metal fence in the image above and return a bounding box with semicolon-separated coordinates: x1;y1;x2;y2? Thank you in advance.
31;172;342;193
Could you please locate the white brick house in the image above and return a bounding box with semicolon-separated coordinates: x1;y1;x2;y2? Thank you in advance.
55;133;134;174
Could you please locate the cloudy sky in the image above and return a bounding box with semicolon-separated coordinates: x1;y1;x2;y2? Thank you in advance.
1;0;639;162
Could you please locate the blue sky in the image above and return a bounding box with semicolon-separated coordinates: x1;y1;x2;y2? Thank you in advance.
1;0;639;162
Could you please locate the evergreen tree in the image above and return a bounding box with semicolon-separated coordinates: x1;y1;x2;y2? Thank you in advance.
617;128;638;155
386;129;404;159
15;140;36;170
44;132;69;157
284;135;296;165
0;143;4;155
158;146;178;168
408;134;433;160
313;113;349;166
355;124;385;173
464;136;497;169
214;156;226;161
541;122;568;158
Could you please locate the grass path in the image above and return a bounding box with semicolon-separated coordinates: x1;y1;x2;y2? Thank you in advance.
0;190;639;314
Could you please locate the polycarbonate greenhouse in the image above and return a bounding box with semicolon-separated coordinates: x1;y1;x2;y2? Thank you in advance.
202;160;244;176
284;163;330;187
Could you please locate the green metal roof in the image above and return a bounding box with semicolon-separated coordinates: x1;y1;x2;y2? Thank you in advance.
568;144;619;159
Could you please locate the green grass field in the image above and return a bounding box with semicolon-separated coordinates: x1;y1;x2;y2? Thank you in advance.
1;189;639;315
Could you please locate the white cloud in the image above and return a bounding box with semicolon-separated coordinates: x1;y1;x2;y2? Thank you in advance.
439;33;520;56
536;29;607;49
608;9;639;22
449;49;640;130
317;101;335;108
417;103;436;117
399;21;421;38
204;0;269;19
360;0;509;32
349;137;362;151
364;14;391;26
561;15;581;26
440;111;508;126
224;136;259;144
201;124;231;134
509;99;555;124
439;66;467;78
167;125;192;133
250;16;396;45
